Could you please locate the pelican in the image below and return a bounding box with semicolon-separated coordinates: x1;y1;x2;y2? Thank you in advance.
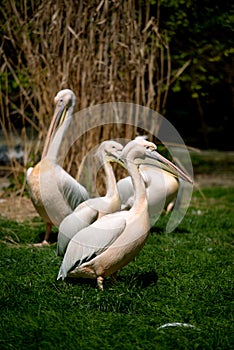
117;137;184;224
57;139;192;289
57;140;124;256
26;89;89;246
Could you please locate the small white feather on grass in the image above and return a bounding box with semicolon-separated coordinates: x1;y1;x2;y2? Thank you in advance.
157;322;199;330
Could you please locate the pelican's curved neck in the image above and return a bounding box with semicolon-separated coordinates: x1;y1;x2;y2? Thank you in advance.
126;160;147;210
103;161;118;198
46;117;71;162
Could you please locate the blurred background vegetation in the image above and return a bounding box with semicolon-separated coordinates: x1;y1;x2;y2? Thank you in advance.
0;0;233;190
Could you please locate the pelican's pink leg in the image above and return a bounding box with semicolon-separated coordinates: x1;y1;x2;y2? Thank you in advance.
43;222;52;243
33;222;51;247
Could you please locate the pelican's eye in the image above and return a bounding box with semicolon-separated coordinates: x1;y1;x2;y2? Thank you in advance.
146;145;157;152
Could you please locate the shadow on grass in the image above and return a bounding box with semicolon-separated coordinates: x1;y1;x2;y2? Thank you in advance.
151;226;190;235
38;230;58;244
65;276;97;288
117;270;158;289
64;270;158;290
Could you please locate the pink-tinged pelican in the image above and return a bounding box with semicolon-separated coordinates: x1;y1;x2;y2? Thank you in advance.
57;139;192;289
57;140;124;256
26;89;89;246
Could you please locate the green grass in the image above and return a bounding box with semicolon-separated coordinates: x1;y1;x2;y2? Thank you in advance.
0;187;233;350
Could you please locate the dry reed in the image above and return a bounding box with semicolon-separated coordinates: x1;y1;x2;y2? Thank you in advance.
0;0;190;193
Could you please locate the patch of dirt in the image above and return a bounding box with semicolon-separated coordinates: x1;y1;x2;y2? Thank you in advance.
0;195;39;223
195;173;234;188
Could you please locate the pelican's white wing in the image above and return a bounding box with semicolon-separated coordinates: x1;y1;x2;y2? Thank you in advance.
57;204;98;256
58;166;89;210
57;214;126;280
57;195;122;256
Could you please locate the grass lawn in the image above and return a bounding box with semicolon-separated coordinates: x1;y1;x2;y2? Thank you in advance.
0;187;233;349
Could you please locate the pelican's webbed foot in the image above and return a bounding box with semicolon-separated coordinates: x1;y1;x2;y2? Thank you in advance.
32;240;50;247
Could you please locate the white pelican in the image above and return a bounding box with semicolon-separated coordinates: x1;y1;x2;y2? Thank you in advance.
57;140;124;256
26;89;89;246
57;139;192;289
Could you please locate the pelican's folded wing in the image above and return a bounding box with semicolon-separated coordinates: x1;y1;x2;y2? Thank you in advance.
58;166;89;210
57;214;126;280
57;204;98;256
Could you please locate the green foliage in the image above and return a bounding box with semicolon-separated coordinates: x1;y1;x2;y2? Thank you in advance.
160;0;233;100
0;187;233;349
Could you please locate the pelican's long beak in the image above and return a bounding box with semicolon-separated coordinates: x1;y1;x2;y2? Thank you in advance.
41;102;68;159
139;149;193;184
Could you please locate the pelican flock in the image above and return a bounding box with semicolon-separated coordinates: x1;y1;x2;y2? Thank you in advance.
27;89;193;289
57;139;192;289
27;89;89;246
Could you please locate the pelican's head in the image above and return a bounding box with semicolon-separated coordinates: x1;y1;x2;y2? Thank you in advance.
96;140;125;167
41;89;76;158
53;89;77;128
122;139;157;160
54;89;77;112
122;139;193;184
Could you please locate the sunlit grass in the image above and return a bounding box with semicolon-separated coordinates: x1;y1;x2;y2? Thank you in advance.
0;187;233;349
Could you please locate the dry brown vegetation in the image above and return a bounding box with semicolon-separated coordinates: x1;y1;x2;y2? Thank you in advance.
0;0;190;192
